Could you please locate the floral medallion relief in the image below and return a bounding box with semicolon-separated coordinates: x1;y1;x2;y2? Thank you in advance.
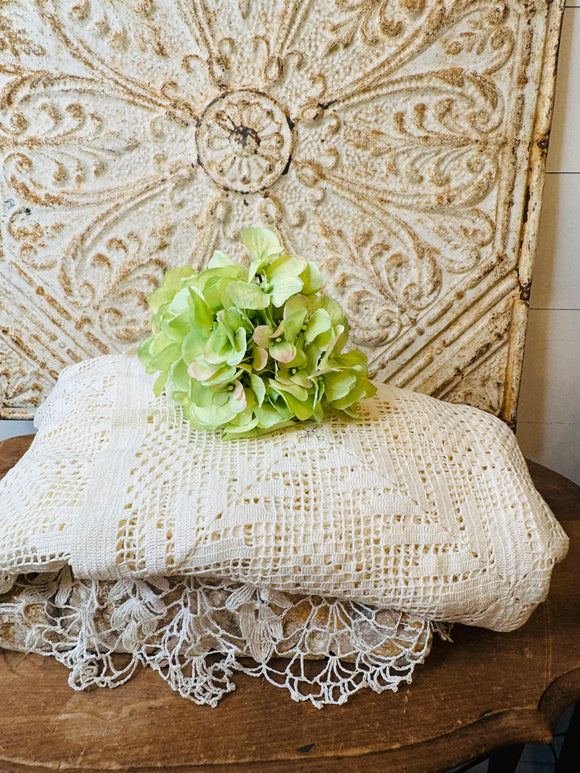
0;0;558;419
196;90;294;192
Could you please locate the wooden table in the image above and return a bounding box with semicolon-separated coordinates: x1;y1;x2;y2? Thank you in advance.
1;436;579;773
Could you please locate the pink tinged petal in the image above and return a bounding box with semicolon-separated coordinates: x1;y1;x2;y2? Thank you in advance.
253;347;269;371
187;361;217;381
270;342;296;363
253;325;274;348
233;380;244;401
232;381;247;410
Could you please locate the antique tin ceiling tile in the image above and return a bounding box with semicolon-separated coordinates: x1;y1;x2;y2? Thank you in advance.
0;0;564;422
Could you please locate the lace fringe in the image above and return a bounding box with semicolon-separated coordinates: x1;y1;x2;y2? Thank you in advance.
0;568;447;708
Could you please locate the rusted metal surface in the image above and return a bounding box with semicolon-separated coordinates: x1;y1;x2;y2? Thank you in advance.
0;0;565;423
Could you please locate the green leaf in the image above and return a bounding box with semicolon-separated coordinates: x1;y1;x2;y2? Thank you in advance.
213;390;230;407
198;364;238;385
150;331;177;356
164;266;197;292
333;349;368;371
192;401;236;427
202;275;235;310
313;295;346;326
254;399;293;428
205;324;232;364
187;361;220;381
331;380;371;411
268;254;306;279
280;390;316;421
283;294;311;316
147;287;173;315
289;348;307;370
230;327;248;366
222;416;260;436
148;267;195;313
267;256;307;307
277;369;313;389
269;378;308;402
167;287;192;317
223;306;248;330
203;322;247;367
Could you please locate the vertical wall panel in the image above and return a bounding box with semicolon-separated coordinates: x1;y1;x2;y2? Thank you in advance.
517;7;580;484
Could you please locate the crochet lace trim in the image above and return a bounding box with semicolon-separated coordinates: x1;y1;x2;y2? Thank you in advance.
0;569;448;708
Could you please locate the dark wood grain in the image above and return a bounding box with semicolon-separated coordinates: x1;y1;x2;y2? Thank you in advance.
526;459;580;521
0;434;579;773
0;434;33;480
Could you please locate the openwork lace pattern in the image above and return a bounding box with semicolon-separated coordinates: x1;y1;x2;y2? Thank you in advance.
0;354;568;632
0;569;440;708
0;357;118;589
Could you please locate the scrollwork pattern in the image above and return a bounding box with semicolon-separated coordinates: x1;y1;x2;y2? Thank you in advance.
0;0;551;416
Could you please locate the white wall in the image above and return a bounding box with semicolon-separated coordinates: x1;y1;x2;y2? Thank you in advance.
516;3;580;485
1;9;579;485
0;420;35;441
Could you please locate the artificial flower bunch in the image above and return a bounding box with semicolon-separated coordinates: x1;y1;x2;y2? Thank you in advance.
138;227;376;436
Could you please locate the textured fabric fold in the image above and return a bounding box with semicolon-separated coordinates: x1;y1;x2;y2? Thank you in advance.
72;355;154;580
0;354;569;631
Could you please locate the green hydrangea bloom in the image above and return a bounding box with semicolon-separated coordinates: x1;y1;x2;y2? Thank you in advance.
138;227;376;436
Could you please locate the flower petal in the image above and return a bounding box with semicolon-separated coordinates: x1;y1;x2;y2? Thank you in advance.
252;346;269;371
300;261;323;295
271;276;304;307
228;281;271;310
253;325;274;348
281;307;307;341
250;372;266;406
305;308;332;343
148;266;196;314
270;341;296;363
187;361;218;381
241;227;283;261
232;380;245;402
208;249;235;269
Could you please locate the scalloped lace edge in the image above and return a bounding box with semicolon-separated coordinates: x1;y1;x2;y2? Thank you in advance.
0;568;451;708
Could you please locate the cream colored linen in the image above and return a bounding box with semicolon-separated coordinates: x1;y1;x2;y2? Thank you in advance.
0;354;568;631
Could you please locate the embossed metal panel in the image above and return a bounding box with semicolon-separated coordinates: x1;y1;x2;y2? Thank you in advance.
0;0;563;423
